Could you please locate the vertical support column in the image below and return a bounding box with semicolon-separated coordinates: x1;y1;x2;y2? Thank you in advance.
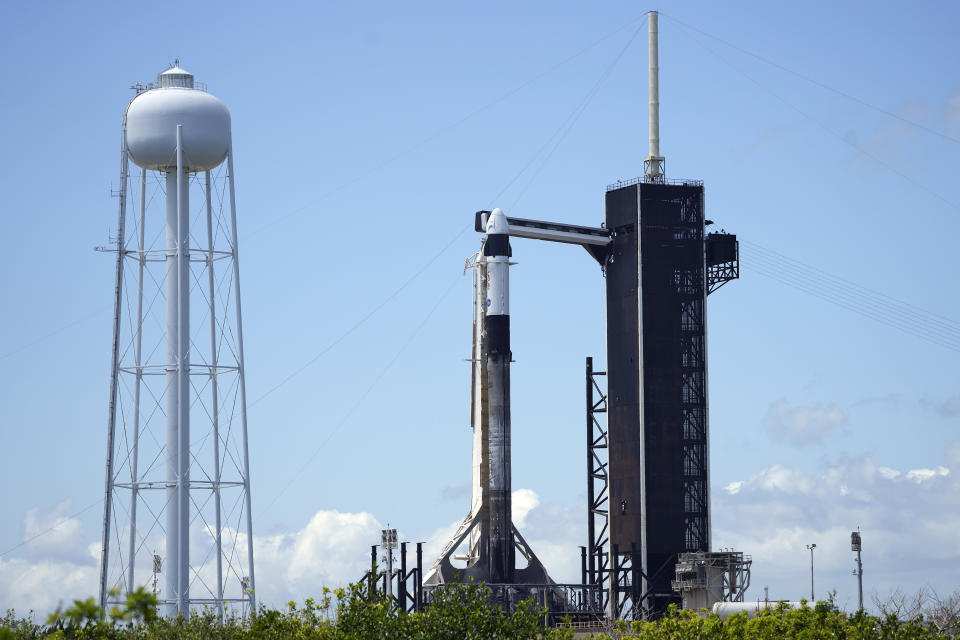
226;144;257;611
415;542;423;612
99;116;130;610
586;358;596;587
585;356;609;615
399;542;408;612
126;168;147;594
856;546;863;611
174;124;191;616
580;546;587;586
611;543;620;620
204;170;224;618
369;545;377;600
164;166;179;616
386;537;394;603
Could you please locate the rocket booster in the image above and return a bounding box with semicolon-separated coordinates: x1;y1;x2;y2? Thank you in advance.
424;207;550;587
483;208;512;582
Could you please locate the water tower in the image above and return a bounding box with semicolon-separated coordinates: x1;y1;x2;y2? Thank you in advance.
98;62;255;617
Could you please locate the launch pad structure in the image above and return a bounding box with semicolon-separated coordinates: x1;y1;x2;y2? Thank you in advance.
366;11;749;622
413;12;746;622
371;179;743;621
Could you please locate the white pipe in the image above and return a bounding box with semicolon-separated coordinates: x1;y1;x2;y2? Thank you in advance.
127;168;147;595
176;126;190;617
164;168;179;616
648;11;660;160
166;125;190;616
712;601;805;619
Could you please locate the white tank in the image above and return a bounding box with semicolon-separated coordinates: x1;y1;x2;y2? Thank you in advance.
711;601;805;619
125;63;230;171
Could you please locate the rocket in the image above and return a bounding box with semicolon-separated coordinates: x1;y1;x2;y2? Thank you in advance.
483;208;513;582
425;207;550;586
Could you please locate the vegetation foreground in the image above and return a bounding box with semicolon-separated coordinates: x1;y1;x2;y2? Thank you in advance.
2;581;958;639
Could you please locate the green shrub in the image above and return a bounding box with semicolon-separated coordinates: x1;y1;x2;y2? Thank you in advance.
2;584;955;639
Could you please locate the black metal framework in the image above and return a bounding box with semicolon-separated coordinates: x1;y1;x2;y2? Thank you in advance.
706;232;739;294
676;205;709;558
585;357;610;613
610;543;642;619
364;542;425;613
658;184;710;581
422;583;604;625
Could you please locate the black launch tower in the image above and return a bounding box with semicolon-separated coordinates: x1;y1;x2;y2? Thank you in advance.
600;178;737;615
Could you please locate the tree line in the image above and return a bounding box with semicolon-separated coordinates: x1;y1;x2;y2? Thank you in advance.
2;581;958;639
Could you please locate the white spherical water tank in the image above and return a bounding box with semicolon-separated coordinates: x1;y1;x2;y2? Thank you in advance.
125;63;230;171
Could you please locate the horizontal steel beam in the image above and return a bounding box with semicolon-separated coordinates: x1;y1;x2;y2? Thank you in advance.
475;210;611;247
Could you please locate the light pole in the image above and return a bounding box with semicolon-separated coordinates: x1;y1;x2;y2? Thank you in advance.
806;543;816;602
851;530;863;611
382;528;398;604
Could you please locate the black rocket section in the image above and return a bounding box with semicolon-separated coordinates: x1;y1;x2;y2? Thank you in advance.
483;208;513;583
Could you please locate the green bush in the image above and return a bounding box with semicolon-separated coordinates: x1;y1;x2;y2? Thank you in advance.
1;585;955;639
584;601;952;640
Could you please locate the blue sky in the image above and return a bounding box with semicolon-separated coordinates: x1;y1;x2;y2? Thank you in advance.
1;0;958;615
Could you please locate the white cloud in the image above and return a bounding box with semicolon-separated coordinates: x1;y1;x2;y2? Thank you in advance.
763;399;848;446
732;463;815;495
22;501;86;562
0;503;100;615
7;452;959;619
905;466;949;483
877;466;901;480
715;452;960;608
519;494;583;584
1;508;386;617
0;557;98;618
512;488;539;529
255;509;383;600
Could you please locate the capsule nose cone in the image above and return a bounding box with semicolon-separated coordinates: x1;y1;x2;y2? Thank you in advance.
485;207;509;235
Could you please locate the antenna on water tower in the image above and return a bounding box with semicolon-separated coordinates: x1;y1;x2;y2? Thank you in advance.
644;11;666;183
98;61;255;619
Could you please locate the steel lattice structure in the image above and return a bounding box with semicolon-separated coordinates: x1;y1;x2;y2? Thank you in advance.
585;357;610;610
98;74;254;617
